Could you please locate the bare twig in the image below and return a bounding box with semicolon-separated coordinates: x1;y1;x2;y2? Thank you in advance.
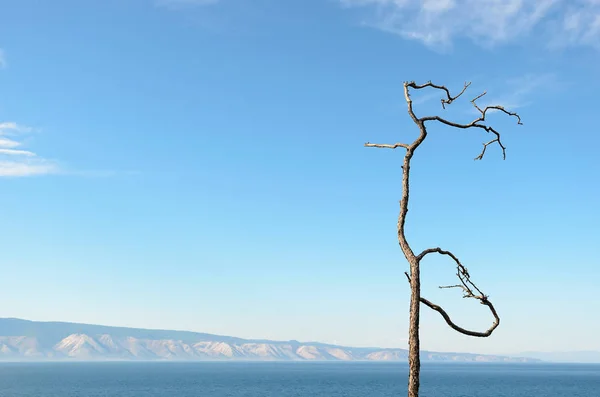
439;284;468;293
475;139;501;161
364;142;409;150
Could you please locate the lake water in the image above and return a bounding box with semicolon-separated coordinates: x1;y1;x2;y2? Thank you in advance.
0;362;599;396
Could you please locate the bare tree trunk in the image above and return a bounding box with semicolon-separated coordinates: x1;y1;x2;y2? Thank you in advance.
407;256;420;397
399;149;421;397
364;80;519;397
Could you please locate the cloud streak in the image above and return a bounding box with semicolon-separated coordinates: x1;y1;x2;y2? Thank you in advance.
480;73;560;111
340;0;600;50
0;49;6;68
0;122;59;177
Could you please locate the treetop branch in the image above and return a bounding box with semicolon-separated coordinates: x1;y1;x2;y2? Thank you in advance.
406;81;471;109
401;80;522;161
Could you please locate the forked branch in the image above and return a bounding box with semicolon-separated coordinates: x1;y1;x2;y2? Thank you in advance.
406;81;522;160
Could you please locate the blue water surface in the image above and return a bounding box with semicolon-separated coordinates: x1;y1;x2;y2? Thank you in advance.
0;362;599;396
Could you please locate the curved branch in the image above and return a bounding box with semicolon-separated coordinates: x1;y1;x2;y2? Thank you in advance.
471;92;523;125
419;115;516;160
408;247;500;338
419;295;499;338
406;81;471;109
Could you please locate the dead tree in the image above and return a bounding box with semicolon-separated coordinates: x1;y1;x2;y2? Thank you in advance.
365;81;522;397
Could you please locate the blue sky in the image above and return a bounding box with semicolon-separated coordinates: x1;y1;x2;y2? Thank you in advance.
1;0;599;355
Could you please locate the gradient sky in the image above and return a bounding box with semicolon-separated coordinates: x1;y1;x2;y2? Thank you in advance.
1;0;599;355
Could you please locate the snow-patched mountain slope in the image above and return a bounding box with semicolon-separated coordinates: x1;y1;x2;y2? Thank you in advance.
0;333;538;362
0;318;541;362
51;335;355;360
0;336;45;358
54;334;109;358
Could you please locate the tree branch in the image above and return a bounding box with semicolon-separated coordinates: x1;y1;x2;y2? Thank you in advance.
406;82;521;160
418;295;499;338
364;142;409;150
406;81;471;109
471;92;523;125
409;247;500;338
439;284;469;294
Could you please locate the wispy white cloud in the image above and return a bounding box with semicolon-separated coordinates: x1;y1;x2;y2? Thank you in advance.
340;0;600;50
553;1;600;49
155;0;219;9
480;73;560;110
0;122;59;177
0;122;32;136
0;148;36;156
0;56;62;177
0;137;20;148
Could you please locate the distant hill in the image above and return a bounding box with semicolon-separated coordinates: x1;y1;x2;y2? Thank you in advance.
0;318;539;362
519;351;600;363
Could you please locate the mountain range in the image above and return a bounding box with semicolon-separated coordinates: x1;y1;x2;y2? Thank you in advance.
518;351;600;363
0;318;539;362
